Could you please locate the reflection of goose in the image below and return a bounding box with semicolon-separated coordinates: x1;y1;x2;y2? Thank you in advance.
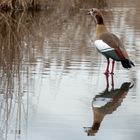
87;8;134;74
84;75;134;136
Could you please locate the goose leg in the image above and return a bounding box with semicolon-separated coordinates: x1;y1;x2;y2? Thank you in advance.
110;60;115;74
104;58;110;74
111;74;114;89
105;73;109;91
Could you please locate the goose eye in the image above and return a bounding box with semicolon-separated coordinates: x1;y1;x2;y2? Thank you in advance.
92;8;97;13
92;9;94;13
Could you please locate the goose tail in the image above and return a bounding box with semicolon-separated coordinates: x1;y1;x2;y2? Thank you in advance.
121;59;135;68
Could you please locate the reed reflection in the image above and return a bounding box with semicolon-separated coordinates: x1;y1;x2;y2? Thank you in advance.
0;9;95;140
0;12;41;140
84;75;134;136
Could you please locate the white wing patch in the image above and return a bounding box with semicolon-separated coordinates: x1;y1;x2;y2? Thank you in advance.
92;97;112;108
94;40;114;52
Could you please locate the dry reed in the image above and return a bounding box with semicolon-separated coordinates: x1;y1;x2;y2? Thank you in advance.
0;0;48;11
0;0;108;11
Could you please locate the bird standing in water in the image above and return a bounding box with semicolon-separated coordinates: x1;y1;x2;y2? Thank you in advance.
87;8;134;74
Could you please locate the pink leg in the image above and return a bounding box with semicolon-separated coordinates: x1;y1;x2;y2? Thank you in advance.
110;60;115;74
105;73;109;91
111;74;114;89
104;58;110;75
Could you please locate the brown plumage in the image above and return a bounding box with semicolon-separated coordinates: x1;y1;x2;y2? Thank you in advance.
87;8;134;74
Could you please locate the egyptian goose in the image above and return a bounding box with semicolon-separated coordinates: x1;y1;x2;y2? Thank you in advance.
87;8;134;74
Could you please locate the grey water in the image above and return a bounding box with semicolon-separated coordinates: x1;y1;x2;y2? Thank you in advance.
0;0;140;140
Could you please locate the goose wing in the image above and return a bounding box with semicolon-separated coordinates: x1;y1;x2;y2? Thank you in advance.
99;32;129;60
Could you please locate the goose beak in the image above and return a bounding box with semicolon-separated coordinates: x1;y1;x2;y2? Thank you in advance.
87;8;99;16
87;9;92;15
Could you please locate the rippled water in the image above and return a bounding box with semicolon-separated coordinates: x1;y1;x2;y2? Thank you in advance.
0;0;140;140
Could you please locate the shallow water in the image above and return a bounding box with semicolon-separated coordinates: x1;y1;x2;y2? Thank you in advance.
0;0;140;140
